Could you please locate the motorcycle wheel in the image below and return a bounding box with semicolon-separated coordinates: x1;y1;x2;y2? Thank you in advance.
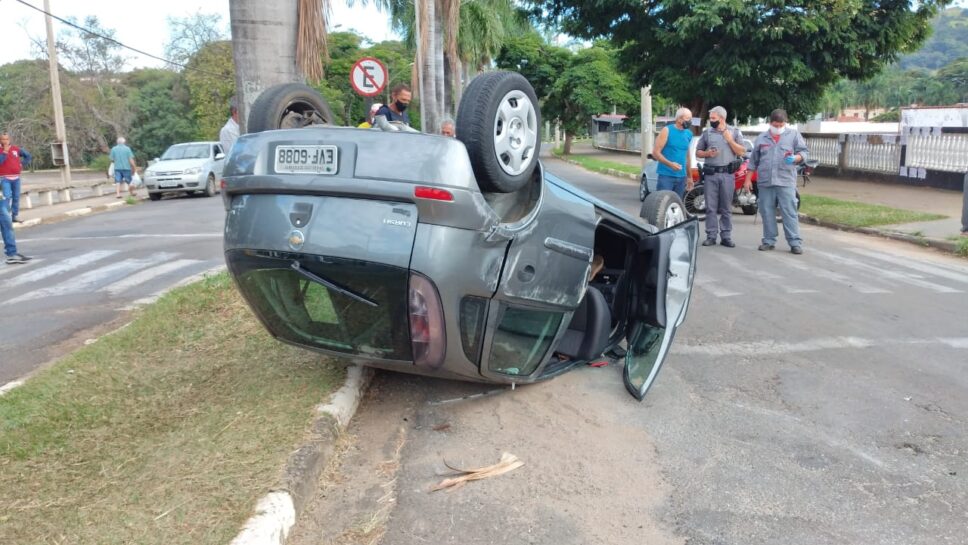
741;204;757;215
684;185;706;218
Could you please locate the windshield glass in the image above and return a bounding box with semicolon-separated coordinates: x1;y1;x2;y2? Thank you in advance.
161;144;210;161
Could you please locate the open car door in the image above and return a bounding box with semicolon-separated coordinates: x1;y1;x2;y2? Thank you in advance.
623;217;700;400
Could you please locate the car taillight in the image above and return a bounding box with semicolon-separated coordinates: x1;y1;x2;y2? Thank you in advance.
409;273;446;369
414;186;454;202
220;179;227;190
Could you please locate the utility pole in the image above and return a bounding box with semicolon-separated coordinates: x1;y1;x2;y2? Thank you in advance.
44;0;71;186
641;86;653;169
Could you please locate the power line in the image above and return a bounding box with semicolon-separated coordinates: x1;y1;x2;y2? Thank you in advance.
14;0;226;77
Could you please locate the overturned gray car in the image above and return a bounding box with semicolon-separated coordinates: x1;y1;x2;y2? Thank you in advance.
222;72;699;400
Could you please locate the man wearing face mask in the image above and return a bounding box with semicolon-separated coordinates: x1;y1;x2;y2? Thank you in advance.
744;109;810;254
652;107;694;198
374;83;412;126
696;106;747;247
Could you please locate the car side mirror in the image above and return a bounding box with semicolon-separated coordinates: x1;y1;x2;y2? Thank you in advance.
215;152;225;160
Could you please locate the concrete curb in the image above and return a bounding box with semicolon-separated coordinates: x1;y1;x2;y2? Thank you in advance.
229;365;374;545
798;214;962;255
14;198;137;230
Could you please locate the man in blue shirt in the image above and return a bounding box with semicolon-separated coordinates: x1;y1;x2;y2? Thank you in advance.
652;108;693;198
374;83;412;126
109;137;138;199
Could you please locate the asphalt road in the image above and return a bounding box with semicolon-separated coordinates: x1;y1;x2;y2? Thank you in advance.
290;159;968;545
0;195;225;384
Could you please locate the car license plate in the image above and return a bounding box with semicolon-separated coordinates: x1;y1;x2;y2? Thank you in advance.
275;145;338;175
159;181;179;188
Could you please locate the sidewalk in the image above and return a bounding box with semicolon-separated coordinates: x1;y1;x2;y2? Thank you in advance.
13;192;146;230
562;141;967;253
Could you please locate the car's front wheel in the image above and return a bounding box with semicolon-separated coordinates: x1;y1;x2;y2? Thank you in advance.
457;71;541;194
148;192;161;201
641;190;687;229
247;83;337;133
204;174;216;197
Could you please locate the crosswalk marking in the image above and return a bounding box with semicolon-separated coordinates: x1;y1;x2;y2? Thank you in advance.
814;249;962;294
713;252;819;294
101;259;202;296
4;250;119;287
675;336;968;357
846;247;968;285
0;259;46;277
694;276;741;297
776;257;891;294
6;252;178;304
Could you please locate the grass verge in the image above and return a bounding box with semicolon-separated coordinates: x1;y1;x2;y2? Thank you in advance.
551;146;640;177
0;272;345;545
799;194;946;228
946;235;968;257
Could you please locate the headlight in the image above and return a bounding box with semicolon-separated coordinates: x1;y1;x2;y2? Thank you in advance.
183;167;202;175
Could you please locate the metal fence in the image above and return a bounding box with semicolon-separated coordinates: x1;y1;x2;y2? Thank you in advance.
593;130;645;152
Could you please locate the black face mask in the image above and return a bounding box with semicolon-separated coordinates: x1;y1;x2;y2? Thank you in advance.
395;100;408;113
679;119;691;129
710;120;721;129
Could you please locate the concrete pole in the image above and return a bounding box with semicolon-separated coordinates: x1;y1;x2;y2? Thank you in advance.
44;0;71;186
641;86;653;169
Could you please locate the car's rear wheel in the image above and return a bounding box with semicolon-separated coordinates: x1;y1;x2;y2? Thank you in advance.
457;71;541;193
247;83;337;133
641;190;686;229
204;174;217;197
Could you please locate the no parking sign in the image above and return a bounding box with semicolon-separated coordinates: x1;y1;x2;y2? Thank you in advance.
350;57;388;97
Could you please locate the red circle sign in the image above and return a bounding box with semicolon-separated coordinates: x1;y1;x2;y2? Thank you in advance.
350;57;388;97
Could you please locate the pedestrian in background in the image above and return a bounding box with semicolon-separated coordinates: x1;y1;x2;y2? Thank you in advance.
652;107;693;198
374;83;412;125
0;131;32;224
440;118;456;137
744;109;810;255
220;97;240;157
357;103;383;128
109;137;138;199
696;106;746;247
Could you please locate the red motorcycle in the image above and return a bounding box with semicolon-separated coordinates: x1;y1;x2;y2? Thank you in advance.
684;158;801;217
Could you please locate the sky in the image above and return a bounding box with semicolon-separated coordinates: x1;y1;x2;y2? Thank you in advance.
0;0;397;68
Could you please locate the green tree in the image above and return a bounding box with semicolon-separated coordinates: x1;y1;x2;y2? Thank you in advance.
185;41;236;141
899;7;968;70
495;31;571;102
126;69;197;162
164;11;228;67
533;0;951;121
546;45;636;154
937;57;968;103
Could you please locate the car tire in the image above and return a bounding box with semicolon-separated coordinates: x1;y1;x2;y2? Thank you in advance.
247;83;337;133
456;71;541;194
148;192;162;201
641;190;687;229
639;175;649;202
204;174;217;197
683;185;706;217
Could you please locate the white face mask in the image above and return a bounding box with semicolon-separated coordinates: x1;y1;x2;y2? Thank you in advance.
770;125;786;136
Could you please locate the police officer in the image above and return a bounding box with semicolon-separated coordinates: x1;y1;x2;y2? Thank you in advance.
696;106;747;247
744;109;810;254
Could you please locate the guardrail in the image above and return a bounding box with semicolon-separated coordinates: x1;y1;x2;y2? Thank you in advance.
19;181;117;209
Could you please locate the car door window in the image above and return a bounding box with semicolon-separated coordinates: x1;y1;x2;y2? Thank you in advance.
487;305;563;376
213;145;221;158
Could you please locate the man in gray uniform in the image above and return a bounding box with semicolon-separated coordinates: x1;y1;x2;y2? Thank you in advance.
744;109;810;254
696;106;747;247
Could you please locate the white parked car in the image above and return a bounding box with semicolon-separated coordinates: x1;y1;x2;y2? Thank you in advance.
144;142;226;200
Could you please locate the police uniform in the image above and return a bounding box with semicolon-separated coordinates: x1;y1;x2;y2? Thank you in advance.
696;124;744;243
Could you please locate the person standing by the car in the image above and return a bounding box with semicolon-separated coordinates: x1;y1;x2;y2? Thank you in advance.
220;97;240;156
0;131;31;224
744;109;810;254
652;107;693;198
696;106;746;247
374;84;411;126
109;137;138;199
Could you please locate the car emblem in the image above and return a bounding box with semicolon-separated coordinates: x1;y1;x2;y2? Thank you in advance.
288;230;305;250
383;218;412;228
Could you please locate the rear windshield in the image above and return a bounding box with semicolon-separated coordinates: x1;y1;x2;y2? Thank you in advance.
227;250;413;362
162;144;210;160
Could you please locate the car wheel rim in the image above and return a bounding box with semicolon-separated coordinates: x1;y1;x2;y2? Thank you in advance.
280;99;331;129
665;203;685;228
493;90;538;176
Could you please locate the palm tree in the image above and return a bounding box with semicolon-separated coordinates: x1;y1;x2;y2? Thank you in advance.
229;0;328;131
